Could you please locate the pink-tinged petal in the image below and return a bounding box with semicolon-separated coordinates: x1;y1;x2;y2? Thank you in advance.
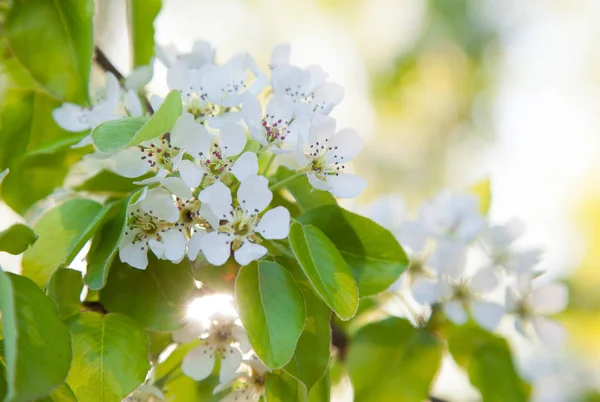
200;232;231;266
181;345;215;381
237;175;272;214
231;152;259;182
255;207;290;240
325;173;366;198
233;242;268;266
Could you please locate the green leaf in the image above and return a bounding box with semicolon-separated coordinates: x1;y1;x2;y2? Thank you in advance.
347;318;443;402
289;222;358;320
4;0;94;103
100;255;197;331
22;199;104;287
47;268;84;322
75;169;147;194
445;324;530;402
0;224;37;255
300;205;408;297
307;372;330;402
468;178;492;215
0;270;72;402
274;167;336;214
85;198;130;290
67;312;150;402
127;0;162;67
36;383;77;402
127;90;181;146
235;261;306;369
265;370;307;402
91;117;148;153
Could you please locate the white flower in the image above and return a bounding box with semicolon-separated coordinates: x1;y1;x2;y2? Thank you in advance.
506;280;568;349
413;265;504;331
118;188;185;269
270;44;344;119
215;357;269;402
155;40;215;69
197;175;290;266
242;94;309;153
296;115;366;198
124;63;154;92
181;316;252;383
53;72;121;132
483;218;543;274
165;54;265;127
175;120;258;187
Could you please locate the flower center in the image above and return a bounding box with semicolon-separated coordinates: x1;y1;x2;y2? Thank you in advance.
200;143;233;178
219;207;262;250
262;117;289;144
138;135;179;171
125;210;168;246
299;139;345;179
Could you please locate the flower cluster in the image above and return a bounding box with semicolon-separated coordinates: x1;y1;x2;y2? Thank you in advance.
53;42;367;270
370;192;568;348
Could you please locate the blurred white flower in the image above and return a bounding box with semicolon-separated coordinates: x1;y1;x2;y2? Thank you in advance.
155;40;215;69
215;357;269;402
296;115;366;198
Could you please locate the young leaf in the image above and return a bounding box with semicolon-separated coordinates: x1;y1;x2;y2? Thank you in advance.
100;255;196;331
36;383;77;402
75;169;147;194
445;324;530;401
127;0;162;67
67;312;150;401
0;270;72;402
91;117;148;152
265;370;307;402
0;224;37;255
21;199;105;287
4;0;94;103
126;90;182;146
235;261;306;369
307;372;330;402
289;222;359;320
347;318;443;402
273;167;336;213
85;198;130;290
47;268;84;322
300;205;408;297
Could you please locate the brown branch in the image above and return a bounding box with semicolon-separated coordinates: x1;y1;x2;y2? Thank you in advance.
93;46;154;114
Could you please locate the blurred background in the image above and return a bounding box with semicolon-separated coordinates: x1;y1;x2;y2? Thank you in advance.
3;0;600;400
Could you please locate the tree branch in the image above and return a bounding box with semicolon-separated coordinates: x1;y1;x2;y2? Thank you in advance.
93;46;154;114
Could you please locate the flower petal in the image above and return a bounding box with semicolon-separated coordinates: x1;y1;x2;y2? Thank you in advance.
325;173;366;198
112;148;151;178
172;320;206;344
443;300;468;325
230;152;259;182
255;207;290;240
125;64;153;91
307;114;336;144
237;175;272;214
162;229;187;263
219;123;247;157
162;177;193;201
531;283;568;315
266;95;294;123
242;95;263;129
531;316;567;349
199;181;233;219
327;128;363;163
270;43;291;68
219;347;243;384
410;277;440;305
234;242;267;266
140;188;179;222
428;240;466;279
469;267;499;294
306;173;329;191
231;325;252;353
187;231;205;261
171;113;211;156
313;82;344;115
119;242;148;270
200;232;231;266
471;300;503;331
179;160;204;188
181;345;215;381
53;103;89;132
124;90;144;117
167;61;192;91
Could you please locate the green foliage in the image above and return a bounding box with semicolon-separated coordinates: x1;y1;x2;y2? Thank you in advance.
0;224;37;255
265;370;307;401
0;270;72;402
347;318;443;402
445;324;530;401
127;0;162;67
235;261;306;369
66;312;150;402
22;199;105;287
289;222;358;320
127;90;181;145
100;255;196;331
300;205;408;297
47;269;84;322
3;0;94;104
91;117;148;152
75;170;146;194
273;167;336;214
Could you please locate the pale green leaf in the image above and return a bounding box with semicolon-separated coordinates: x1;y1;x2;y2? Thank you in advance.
47;268;84;322
0;224;37;255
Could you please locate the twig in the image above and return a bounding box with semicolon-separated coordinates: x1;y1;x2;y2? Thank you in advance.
93;46;154;114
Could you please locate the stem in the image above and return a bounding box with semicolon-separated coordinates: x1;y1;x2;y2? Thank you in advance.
269;172;304;191
93;46;154;114
262;153;276;176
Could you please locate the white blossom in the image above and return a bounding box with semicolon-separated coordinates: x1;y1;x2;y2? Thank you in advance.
197;175;290;266
118;188;185;269
181;316;252;383
296;115;366;198
214;357;269;402
155;40;215;69
506;279;568;349
270;44;344;119
53;71;121;132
